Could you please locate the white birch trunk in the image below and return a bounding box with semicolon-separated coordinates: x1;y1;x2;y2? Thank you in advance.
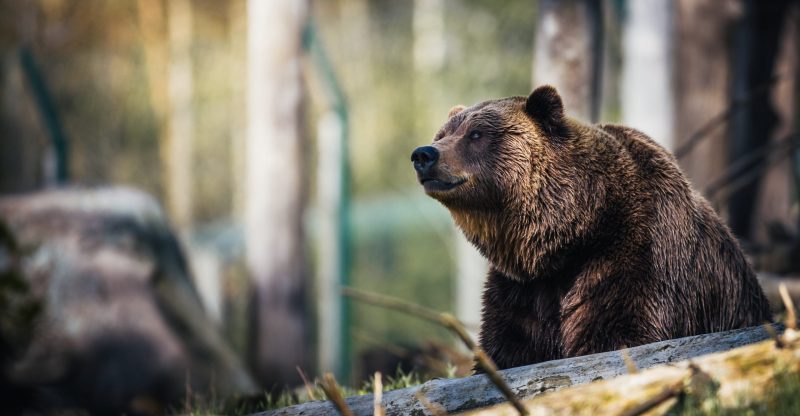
533;0;600;122
245;0;309;386
621;0;674;150
166;0;194;231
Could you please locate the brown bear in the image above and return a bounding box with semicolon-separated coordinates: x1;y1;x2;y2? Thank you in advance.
410;85;772;370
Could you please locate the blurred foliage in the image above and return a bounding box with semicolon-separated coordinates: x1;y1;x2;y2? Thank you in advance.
314;0;536;196
0;0;539;386
314;0;536;383
0;220;40;363
0;220;41;410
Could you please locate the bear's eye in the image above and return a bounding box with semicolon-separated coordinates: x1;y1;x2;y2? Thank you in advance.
468;131;482;140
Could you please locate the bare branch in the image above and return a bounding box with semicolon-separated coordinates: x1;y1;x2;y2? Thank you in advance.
675;74;783;160
474;348;529;415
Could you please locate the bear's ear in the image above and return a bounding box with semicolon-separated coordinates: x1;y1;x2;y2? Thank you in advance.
525;85;566;136
447;104;467;118
448;105;466;118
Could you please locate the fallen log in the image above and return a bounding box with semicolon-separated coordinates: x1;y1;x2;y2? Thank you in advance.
466;328;800;415
257;325;774;416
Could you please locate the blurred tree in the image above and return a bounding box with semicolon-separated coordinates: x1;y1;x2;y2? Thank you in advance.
747;2;799;246
229;0;247;221
673;0;737;193
533;0;603;122
245;0;310;389
167;0;195;231
621;0;674;149
729;0;795;242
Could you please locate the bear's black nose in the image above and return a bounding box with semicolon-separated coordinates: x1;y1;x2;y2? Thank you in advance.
411;146;439;174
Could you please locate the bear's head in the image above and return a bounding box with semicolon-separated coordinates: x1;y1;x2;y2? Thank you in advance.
411;85;568;211
411;86;598;279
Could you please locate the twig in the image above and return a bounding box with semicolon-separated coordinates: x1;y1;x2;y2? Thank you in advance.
704;133;796;197
675;73;783;160
373;372;385;416
343;287;529;415
342;287;442;323
473;348;529;415
763;323;785;349
620;379;685;416
780;283;797;330
319;372;353;416
439;313;477;350
621;362;718;416
415;391;448;416
296;366;317;401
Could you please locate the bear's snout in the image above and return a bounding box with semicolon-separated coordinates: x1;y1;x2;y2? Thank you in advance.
411;146;439;175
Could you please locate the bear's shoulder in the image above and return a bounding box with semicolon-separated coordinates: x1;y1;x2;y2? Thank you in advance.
595;123;686;182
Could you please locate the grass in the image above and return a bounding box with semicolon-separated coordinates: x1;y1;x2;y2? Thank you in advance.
177;366;438;415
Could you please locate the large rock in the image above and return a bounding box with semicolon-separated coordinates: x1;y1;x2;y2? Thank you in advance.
0;187;255;414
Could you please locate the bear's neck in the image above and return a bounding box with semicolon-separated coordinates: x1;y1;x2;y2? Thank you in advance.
450;209;574;280
449;173;614;281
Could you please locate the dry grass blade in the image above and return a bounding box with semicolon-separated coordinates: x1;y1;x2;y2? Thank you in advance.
373;371;385;416
415;391;448;416
779;283;797;330
296;366;317;401
621;348;638;374
319;372;353;416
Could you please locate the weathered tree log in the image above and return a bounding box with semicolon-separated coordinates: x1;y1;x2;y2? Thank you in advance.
258;325;774;416
467;328;800;415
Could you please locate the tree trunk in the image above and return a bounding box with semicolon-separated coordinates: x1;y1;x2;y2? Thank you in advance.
245;0;310;388
621;0;674;149
533;0;602;122
750;3;798;245
729;0;796;242
165;0;194;231
672;0;738;194
229;0;247;222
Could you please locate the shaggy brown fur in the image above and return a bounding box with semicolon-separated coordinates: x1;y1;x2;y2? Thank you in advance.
411;86;771;369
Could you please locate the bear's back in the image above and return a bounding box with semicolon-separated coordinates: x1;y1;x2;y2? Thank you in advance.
597;124;771;333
